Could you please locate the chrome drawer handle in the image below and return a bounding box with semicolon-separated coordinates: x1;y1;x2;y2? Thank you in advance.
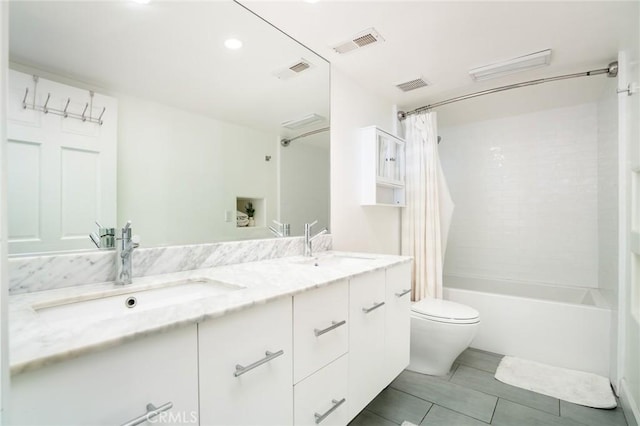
234;349;284;377
314;320;347;337
314;398;346;424
121;401;173;426
395;289;412;298
362;301;385;314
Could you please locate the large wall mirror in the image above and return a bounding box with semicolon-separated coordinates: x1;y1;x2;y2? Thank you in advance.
6;0;330;255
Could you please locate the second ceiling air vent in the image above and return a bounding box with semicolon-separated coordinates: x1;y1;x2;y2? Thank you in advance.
273;58;313;80
395;78;429;92
332;28;384;54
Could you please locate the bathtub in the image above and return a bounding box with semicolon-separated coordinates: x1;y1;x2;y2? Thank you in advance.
444;275;611;377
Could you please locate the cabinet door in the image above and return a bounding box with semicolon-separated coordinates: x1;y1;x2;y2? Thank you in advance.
294;354;349;426
293;281;348;384
384;262;412;385
198;297;293;426
376;132;404;186
347;270;386;420
10;325;199;426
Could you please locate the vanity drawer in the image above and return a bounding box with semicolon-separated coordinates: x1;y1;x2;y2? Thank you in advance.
198;296;293;426
10;325;199;426
294;353;349;426
293;280;349;383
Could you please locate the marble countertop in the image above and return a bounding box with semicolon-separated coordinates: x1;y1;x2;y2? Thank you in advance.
9;251;412;375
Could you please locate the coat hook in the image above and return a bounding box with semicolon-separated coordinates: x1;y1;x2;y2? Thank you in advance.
22;87;29;109
81;103;88;122
43;93;51;113
89;91;94;121
98;107;106;125
63;98;70;118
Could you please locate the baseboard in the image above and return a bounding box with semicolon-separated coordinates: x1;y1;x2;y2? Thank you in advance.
620;378;640;426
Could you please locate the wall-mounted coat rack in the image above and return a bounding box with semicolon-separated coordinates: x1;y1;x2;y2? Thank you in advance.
21;75;106;125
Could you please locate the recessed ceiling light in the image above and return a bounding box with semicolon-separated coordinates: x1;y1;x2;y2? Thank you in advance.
131;0;151;4
224;38;243;50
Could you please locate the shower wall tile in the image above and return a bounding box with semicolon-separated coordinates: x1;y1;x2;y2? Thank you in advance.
8;235;332;294
597;80;619;305
439;103;600;288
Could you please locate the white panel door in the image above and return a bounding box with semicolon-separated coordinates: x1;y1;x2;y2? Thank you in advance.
6;70;117;253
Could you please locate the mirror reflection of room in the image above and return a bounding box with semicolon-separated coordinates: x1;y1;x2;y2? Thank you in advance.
7;0;330;255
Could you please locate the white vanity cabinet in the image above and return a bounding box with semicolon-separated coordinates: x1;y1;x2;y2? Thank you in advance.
347;269;387;420
383;262;412;385
360;126;406;206
9;325;199;426
198;296;293;426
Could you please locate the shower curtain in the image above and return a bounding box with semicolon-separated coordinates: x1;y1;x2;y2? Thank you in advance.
401;111;454;301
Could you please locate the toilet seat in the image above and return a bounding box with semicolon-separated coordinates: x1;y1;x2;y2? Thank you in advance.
411;298;480;324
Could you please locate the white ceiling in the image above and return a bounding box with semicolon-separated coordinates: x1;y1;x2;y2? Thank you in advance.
243;0;639;126
9;1;639;131
8;1;330;136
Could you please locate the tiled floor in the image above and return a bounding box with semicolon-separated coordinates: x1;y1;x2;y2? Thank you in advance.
349;348;629;426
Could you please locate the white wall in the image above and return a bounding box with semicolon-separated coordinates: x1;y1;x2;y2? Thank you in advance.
279;134;329;236
0;2;9;421
117;96;278;246
330;69;399;254
440;103;600;288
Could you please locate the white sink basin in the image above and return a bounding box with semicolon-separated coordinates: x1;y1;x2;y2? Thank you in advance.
33;278;244;324
290;254;377;268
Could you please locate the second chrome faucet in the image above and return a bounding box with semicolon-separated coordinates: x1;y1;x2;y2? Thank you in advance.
304;220;328;257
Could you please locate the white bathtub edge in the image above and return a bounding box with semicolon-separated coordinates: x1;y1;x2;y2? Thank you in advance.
444;286;611;312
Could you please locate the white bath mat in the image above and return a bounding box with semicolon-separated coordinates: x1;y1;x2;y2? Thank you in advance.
401;422;418;426
495;356;616;409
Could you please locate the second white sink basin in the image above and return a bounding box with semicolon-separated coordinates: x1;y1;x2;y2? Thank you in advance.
290;254;377;268
33;278;244;324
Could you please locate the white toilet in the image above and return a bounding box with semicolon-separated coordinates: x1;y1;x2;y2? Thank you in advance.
408;298;480;376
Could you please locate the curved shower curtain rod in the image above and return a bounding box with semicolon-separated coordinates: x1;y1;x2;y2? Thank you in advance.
281;126;330;147
397;61;619;121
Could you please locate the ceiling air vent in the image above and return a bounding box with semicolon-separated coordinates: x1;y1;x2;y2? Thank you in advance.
273;58;313;80
395;78;429;92
332;28;384;54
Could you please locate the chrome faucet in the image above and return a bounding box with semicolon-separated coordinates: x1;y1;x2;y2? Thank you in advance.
116;221;139;285
269;220;291;238
304;220;328;257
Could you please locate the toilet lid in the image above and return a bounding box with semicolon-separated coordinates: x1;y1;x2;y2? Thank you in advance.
411;298;480;324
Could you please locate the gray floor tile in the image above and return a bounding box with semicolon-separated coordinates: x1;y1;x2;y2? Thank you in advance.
390;370;498;423
455;348;504;374
560;400;628;426
349;409;397;426
366;387;433;425
450;364;560;415
420;405;489;426
493;399;583;426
